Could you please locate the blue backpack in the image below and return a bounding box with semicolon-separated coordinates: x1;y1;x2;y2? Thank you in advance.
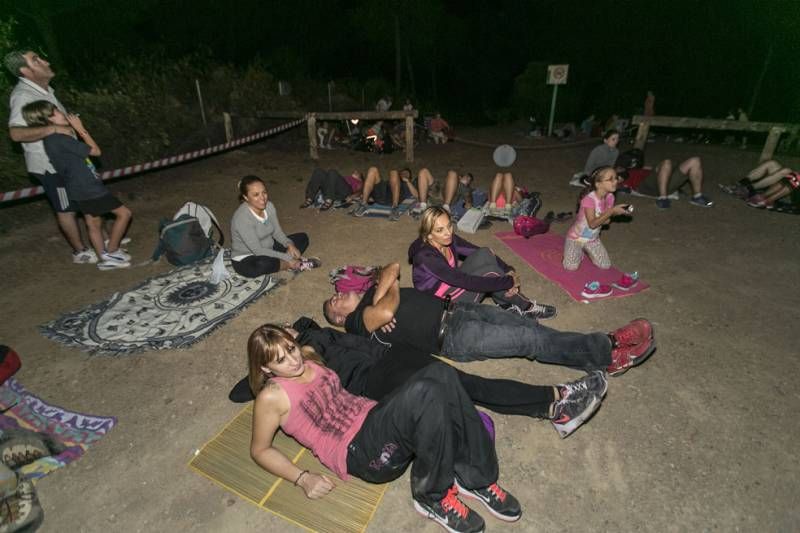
152;203;223;266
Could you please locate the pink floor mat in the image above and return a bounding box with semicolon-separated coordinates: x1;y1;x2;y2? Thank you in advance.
494;231;649;302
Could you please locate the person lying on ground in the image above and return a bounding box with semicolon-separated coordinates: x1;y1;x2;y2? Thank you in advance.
323;262;656;376
409;207;557;319
231;175;321;277
487;172;524;217
22;100;133;271
231;317;607;438
619;153;713;209
440;170;475;215
720;159;799;210
351;166;434;221
300;168;362;211
248;324;522;532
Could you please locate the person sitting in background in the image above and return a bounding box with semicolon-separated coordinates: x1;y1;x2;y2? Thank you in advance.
583;130;621;177
429;112;450;144
300;168;362;211
231;175;320;277
375;95;392;112
441;170;475;215
409;206;557;319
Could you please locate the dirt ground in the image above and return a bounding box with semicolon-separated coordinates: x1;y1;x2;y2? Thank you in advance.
1;127;798;532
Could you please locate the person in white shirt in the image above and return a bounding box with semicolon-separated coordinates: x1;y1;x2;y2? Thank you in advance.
5;50;95;264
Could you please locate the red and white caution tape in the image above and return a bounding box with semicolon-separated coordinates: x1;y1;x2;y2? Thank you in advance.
0;117;306;204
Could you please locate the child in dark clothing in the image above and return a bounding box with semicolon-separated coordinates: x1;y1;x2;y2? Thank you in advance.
22;100;132;270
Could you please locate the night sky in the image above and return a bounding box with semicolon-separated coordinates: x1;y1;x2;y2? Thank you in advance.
5;0;799;123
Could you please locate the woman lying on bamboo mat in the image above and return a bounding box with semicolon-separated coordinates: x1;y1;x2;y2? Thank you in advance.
247;324;521;533
231;317;606;439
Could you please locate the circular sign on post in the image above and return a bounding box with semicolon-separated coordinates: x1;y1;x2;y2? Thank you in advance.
493;144;517;167
547;64;569;85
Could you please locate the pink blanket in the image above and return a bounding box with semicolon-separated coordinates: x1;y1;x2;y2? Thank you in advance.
494;231;649;302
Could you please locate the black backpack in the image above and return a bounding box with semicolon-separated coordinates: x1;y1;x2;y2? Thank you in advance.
616;148;645;170
152;203;223;266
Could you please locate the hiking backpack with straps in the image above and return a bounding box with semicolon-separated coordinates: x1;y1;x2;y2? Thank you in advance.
152;202;224;266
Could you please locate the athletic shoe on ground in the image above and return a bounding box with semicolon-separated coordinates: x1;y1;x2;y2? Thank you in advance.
413;485;485;533
104;237;132;249
611;318;654;348
608;336;656;376
352;203;369;217
746;194;766;208
72;249;98;264
454;479;521;522
508;302;557;320
689;194;714;207
655;197;671;209
97;258;131;270
292;257;322;273
559;370;609;402
581;281;612;299
389;206;401;221
612;271;639;291
550;389;602;438
103;249;131;262
718;183;750;199
411;201;427;215
0;471;44;533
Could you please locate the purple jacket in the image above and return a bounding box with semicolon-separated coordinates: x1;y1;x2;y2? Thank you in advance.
408;234;514;295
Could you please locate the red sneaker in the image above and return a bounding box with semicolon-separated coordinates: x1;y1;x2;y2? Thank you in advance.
608;336;656;376
611;318;653;347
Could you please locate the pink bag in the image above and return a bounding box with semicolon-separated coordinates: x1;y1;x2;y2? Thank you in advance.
329;265;379;293
513;215;550;239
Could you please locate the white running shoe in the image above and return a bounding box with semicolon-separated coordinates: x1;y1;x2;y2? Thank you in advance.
72;249;98;264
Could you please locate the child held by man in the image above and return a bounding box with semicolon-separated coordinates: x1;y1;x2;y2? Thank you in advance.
23;100;132;270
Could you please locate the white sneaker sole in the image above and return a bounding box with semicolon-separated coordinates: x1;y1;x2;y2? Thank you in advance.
581;291;613;299
413;500;485;533
97;261;131;270
453;480;521;522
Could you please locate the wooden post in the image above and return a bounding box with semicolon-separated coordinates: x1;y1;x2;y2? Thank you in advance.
307;113;318;160
634;120;650;150
405;114;414;162
223;112;233;143
760;127;784;162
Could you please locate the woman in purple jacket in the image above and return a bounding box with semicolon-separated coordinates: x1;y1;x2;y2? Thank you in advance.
408;207;557;319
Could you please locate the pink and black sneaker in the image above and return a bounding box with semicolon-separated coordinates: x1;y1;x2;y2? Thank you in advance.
612;272;639;291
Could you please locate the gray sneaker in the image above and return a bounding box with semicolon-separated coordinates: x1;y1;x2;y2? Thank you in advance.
550;390;601;438
72;249;98;264
558;370;608;401
389;206;401;221
352;203;369;217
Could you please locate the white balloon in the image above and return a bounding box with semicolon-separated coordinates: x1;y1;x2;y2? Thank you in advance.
493;144;517;167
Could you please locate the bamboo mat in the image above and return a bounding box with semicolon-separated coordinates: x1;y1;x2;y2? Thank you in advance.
189;404;388;533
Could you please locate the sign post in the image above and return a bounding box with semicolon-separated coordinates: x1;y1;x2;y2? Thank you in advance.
546;64;569;136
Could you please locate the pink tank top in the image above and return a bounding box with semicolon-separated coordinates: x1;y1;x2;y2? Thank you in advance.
273;362;376;479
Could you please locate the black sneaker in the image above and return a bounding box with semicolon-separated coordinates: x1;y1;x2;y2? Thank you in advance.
413;486;485;533
454;479;521;522
558;370;608;401
550;389;601;438
509;301;557;320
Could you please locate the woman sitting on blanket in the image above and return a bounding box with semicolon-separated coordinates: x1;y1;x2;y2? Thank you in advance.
300;168;363;211
408;207;557;319
248;324;521;532
231;175;321;277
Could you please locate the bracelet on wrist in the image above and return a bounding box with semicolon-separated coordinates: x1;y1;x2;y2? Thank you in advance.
293;470;309;486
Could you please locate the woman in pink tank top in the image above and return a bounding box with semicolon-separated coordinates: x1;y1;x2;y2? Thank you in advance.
247;324;522;532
